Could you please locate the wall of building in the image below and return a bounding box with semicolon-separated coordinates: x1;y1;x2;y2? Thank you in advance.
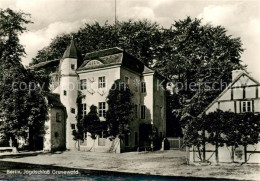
44;107;66;151
193;73;260;163
152;75;166;138
50;108;66;151
44;109;52;151
77;65;167;152
78;66;121;119
59;57;78;150
141;74;154;124
120;67;141;150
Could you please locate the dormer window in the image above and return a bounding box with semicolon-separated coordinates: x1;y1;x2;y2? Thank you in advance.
71;64;75;70
86;60;103;68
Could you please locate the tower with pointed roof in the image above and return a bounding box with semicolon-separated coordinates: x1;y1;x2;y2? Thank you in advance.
30;44;167;152
59;39;80;149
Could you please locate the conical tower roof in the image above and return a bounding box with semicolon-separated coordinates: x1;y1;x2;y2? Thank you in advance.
62;39;78;59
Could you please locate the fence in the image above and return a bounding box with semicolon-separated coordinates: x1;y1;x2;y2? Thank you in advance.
167;137;184;150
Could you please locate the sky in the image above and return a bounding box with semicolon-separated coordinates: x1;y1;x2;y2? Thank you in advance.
1;0;260;80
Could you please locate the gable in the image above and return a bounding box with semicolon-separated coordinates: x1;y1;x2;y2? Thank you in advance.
232;74;258;87
202;72;260;115
85;60;103;68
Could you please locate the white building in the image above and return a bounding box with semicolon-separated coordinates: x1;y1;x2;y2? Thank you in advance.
33;40;167;152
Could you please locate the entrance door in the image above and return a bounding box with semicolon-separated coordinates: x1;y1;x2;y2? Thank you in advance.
35;137;44;150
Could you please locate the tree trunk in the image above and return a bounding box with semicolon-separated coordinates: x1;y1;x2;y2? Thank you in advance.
186;146;190;165
78;140;80;151
231;146;235;162
202;130;206;162
11;136;18;153
215;142;219;164
197;145;202;161
244;146;247;163
93;139;95;152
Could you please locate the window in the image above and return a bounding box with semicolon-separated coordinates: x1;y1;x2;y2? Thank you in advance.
71;124;76;130
141;82;146;93
135;132;138;146
98;137;106;146
135;105;138;118
82;103;87;116
241;101;252;113
98;102;106;117
80;79;87;90
64;90;67;96
124;76;129;84
54;132;59;138
71;108;75;114
98;76;106;88
247;101;251;112
141;105;146;119
71;64;75;70
56;112;61;122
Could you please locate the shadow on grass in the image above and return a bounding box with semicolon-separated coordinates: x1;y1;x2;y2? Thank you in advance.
0;151;66;159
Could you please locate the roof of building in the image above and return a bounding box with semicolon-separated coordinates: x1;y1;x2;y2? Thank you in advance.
78;47;156;75
200;71;260;116
46;93;64;108
29;59;60;70
84;47;123;60
29;46;165;79
62;39;78;59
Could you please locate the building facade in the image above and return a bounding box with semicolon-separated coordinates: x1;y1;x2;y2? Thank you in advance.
34;40;166;152
189;70;260;163
44;93;66;152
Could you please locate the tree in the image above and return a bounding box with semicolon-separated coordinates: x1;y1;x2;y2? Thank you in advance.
72;92;85;150
183;116;207;162
166;91;182;137
30;20;162;66
224;112;260;163
30;17;246;141
0;8;48;150
185;110;260;163
206;110;226;163
154;17;245;125
30;34;72;65
106;80;134;140
83;105;106;151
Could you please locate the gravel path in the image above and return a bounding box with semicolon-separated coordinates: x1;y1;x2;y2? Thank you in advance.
1;150;259;180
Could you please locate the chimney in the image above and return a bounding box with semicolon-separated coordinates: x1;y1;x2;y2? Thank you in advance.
232;70;244;81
